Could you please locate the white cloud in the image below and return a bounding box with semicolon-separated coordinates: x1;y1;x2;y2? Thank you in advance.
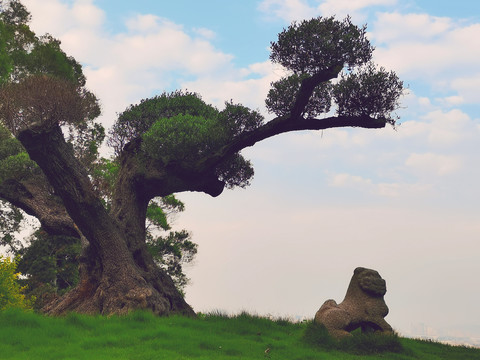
451;75;480;103
22;0;239;130
377;108;477;152
371;12;480;102
371;12;453;44
330;172;372;187
23;0;103;33
258;0;314;23
259;0;396;23
441;95;465;106
328;172;431;198
193;27;217;40
125;14;177;34
405;153;462;176
317;0;396;19
420;109;474;146
181;60;286;111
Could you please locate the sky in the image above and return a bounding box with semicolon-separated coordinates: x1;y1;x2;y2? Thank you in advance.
16;0;480;344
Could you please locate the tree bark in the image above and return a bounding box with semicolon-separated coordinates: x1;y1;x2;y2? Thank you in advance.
0;176;79;238
17;124;194;316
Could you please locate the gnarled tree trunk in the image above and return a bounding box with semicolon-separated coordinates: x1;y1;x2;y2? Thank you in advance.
18;124;194;316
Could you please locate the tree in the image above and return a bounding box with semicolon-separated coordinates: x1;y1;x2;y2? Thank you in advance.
0;1;404;315
0;255;33;311
0;0;197;307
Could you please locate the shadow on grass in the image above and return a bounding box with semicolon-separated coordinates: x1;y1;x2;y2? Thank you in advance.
303;321;405;355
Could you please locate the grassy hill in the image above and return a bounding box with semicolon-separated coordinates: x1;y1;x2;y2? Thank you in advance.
0;309;478;359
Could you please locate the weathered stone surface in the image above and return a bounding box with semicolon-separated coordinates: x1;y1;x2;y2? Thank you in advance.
314;267;393;339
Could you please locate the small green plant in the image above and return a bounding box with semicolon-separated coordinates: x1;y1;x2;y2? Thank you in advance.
0;255;34;311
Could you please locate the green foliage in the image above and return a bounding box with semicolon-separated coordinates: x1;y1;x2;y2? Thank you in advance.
145;196;197;294
16;230;81;309
267;16;404;122
159;194;185;212
0;21;13;84
0;201;23;251
146;201;170;231
20;34;86;85
215;153;254;189
147;230;197;293
68;122;106;168
119;91;256;189
270;16;373;75
90;157;119;203
0;0;84;85
218;101;264;138
0;151;36;182
0;0;32;85
0;123;23;158
266;73;332;117
333;62;404;124
109;90;219;155
0;1;100;136
0;255;33;311
0;123;37;184
142;113;225;164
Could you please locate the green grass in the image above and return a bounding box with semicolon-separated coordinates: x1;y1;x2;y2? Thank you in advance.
0;309;478;359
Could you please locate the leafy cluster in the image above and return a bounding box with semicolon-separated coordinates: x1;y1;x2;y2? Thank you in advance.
113;91;262;189
145;196;197;293
267;16;403;122
108;90;219;155
0;202;23;251
333;63;404;124
16;230;81;292
0;0;84;85
147;230;197;294
143;114;224;164
0;74;100;135
0;255;33;311
218;101;264;138
0;124;36;183
146;195;185;232
0;1;100;135
15;230;81;310
90;158;119;205
266;74;332;118
270;16;373;75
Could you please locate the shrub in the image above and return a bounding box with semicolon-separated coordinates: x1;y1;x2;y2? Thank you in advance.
0;255;34;311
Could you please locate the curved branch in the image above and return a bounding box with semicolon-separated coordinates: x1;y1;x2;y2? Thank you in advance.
123;113;386;202
201;114;387;171
290;65;342;118
0;177;79;237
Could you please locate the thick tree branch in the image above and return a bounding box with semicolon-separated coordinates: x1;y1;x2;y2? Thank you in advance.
0;177;79;237
290;65;342;118
201;114;387;171
123;113;386;202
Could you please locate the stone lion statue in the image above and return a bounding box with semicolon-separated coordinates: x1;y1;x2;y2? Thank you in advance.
314;267;393;339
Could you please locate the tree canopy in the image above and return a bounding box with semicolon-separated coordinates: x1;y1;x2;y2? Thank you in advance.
0;1;404;315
